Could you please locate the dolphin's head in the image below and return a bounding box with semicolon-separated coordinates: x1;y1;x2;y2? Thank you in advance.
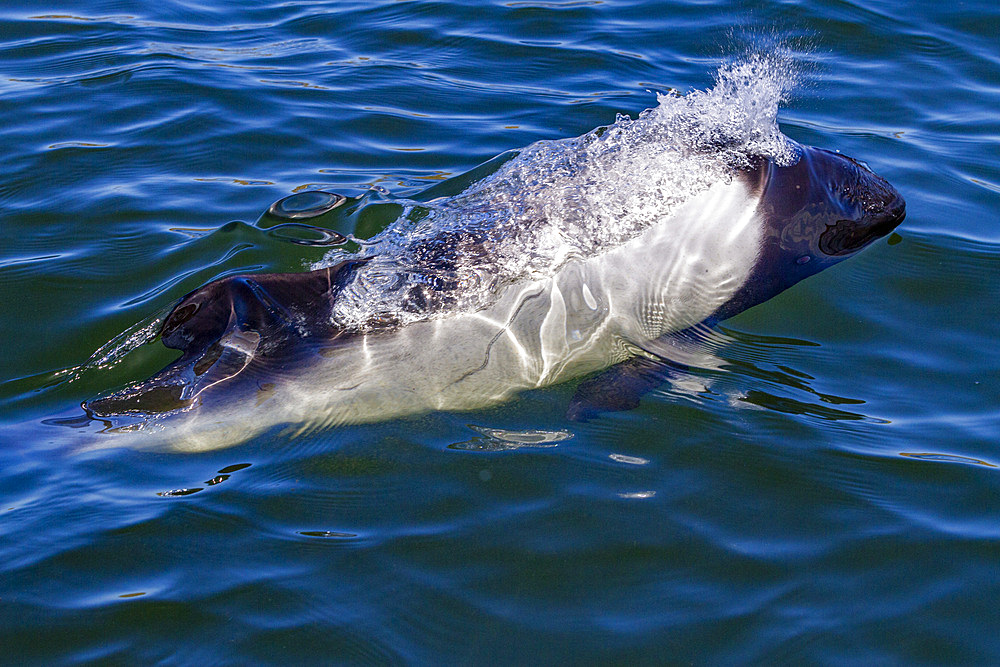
762;142;906;259
714;141;905;320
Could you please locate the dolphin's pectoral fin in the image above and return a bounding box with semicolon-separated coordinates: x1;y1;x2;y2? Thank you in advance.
566;328;722;421
566;356;678;421
84;261;360;419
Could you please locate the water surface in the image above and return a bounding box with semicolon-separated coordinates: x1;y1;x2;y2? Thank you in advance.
2;0;999;662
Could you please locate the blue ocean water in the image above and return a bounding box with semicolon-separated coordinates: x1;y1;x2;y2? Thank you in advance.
1;0;999;662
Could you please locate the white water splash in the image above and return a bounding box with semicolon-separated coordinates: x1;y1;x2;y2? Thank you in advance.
321;55;798;330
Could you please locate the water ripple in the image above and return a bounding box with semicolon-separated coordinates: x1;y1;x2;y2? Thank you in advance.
3;0;1000;662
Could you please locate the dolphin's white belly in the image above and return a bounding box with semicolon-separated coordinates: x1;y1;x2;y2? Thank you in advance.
151;178;761;451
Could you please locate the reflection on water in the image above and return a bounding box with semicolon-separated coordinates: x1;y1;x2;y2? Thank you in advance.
156;462;253;496
739;388;873;422
449;425;572;451
900;453;997;468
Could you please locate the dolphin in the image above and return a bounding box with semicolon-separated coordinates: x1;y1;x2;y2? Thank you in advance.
82;139;904;451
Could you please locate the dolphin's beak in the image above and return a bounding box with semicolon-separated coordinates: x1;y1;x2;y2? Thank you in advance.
819;188;906;256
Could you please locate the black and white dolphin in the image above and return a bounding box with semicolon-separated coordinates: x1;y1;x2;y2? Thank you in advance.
83;139;904;451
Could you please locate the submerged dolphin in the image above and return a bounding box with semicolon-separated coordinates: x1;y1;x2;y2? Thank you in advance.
83;139;904;451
